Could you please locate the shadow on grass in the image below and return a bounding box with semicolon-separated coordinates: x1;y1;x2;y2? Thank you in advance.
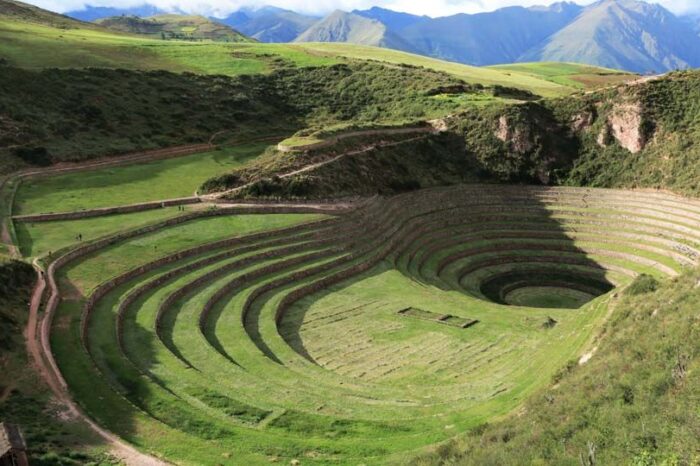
277;185;616;364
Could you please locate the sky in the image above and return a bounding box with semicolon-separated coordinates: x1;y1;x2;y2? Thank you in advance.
30;0;700;18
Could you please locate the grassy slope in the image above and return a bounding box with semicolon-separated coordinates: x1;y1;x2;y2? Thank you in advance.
489;61;635;89
16;207;187;257
290;43;576;97
0;260;116;465
0;12;589;97
411;270;700;466
0;65;295;171
203;132;477;199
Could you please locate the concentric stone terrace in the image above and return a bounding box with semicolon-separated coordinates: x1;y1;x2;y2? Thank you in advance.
49;186;700;465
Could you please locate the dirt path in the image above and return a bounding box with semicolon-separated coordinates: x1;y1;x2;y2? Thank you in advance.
0;176;20;258
203;132;436;201
14;198;353;224
277;125;435;153
584;73;663;95
13;196;201;223
13;144;212;182
10;133;287;182
25;262;170;465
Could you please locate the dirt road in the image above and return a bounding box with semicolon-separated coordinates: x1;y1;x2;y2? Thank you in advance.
26;263;170;465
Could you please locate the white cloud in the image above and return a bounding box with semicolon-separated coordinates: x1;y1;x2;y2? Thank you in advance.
29;0;700;18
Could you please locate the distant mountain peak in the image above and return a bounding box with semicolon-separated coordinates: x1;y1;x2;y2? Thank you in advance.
62;0;700;73
219;4;317;43
521;0;700;73
295;10;416;53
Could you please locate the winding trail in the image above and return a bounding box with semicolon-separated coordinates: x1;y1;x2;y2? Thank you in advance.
26;262;170;465
203;130;438;201
11;128;437;222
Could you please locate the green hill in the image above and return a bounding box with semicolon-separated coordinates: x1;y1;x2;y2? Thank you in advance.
0;2;634;98
96;14;252;42
488;62;634;89
0;0;97;29
411;269;700;465
201;70;700;200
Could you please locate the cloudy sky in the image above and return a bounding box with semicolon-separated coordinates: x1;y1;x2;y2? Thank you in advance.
30;0;700;18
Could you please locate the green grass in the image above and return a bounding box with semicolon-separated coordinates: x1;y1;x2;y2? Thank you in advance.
411;268;700;465
15;207;189;258
0;19;335;76
41;185;700;465
278;135;324;148
14;144;266;215
290;44;581;97
489;61;635;89
64;213;326;292
504;286;596;309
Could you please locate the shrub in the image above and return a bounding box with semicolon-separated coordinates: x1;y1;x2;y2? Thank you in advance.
626;274;659;296
13;147;52;166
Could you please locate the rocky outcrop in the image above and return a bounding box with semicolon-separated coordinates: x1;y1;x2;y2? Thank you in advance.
608;102;647;153
570;111;594;133
597;125;612;148
495;116;534;153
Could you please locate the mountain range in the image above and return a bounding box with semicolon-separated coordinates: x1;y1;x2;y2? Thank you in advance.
66;0;700;73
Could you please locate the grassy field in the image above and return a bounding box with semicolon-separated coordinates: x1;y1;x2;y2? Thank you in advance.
0;17;616;97
3;4;697;465
14;144;266;215
15;206;188;257
290;45;635;97
489;61;635;89
37;185;700;465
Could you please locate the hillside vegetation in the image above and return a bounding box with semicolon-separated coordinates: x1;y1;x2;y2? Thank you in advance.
203;71;700;200
411;269;700;465
0;60;480;173
0;260;113;464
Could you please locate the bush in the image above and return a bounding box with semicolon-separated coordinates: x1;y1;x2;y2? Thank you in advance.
13;147;52;166
626;274;659;296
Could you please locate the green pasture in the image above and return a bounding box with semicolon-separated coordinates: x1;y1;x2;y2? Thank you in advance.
14;144;266;215
504;286;598;309
291;43;582;97
489;61;635;89
15;207;188;258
